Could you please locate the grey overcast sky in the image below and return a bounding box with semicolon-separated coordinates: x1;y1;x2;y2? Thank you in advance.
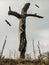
0;0;49;58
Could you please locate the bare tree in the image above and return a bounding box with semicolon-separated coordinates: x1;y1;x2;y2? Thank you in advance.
8;3;44;59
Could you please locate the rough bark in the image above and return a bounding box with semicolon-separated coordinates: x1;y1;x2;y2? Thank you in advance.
8;3;43;59
18;3;30;58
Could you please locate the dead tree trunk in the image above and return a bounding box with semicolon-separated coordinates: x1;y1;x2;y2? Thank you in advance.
8;3;43;59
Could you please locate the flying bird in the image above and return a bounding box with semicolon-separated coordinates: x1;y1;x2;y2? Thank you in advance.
35;4;39;8
5;20;11;26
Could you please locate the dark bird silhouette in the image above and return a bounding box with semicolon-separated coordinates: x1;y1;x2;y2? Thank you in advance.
35;4;39;8
5;20;11;26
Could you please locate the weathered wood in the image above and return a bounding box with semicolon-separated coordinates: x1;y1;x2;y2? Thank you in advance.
25;14;44;18
8;3;43;59
19;3;30;58
8;6;22;19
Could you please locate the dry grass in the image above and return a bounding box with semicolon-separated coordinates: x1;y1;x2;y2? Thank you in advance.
0;58;49;65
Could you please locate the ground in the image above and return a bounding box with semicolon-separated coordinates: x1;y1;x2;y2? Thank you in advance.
0;58;49;65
